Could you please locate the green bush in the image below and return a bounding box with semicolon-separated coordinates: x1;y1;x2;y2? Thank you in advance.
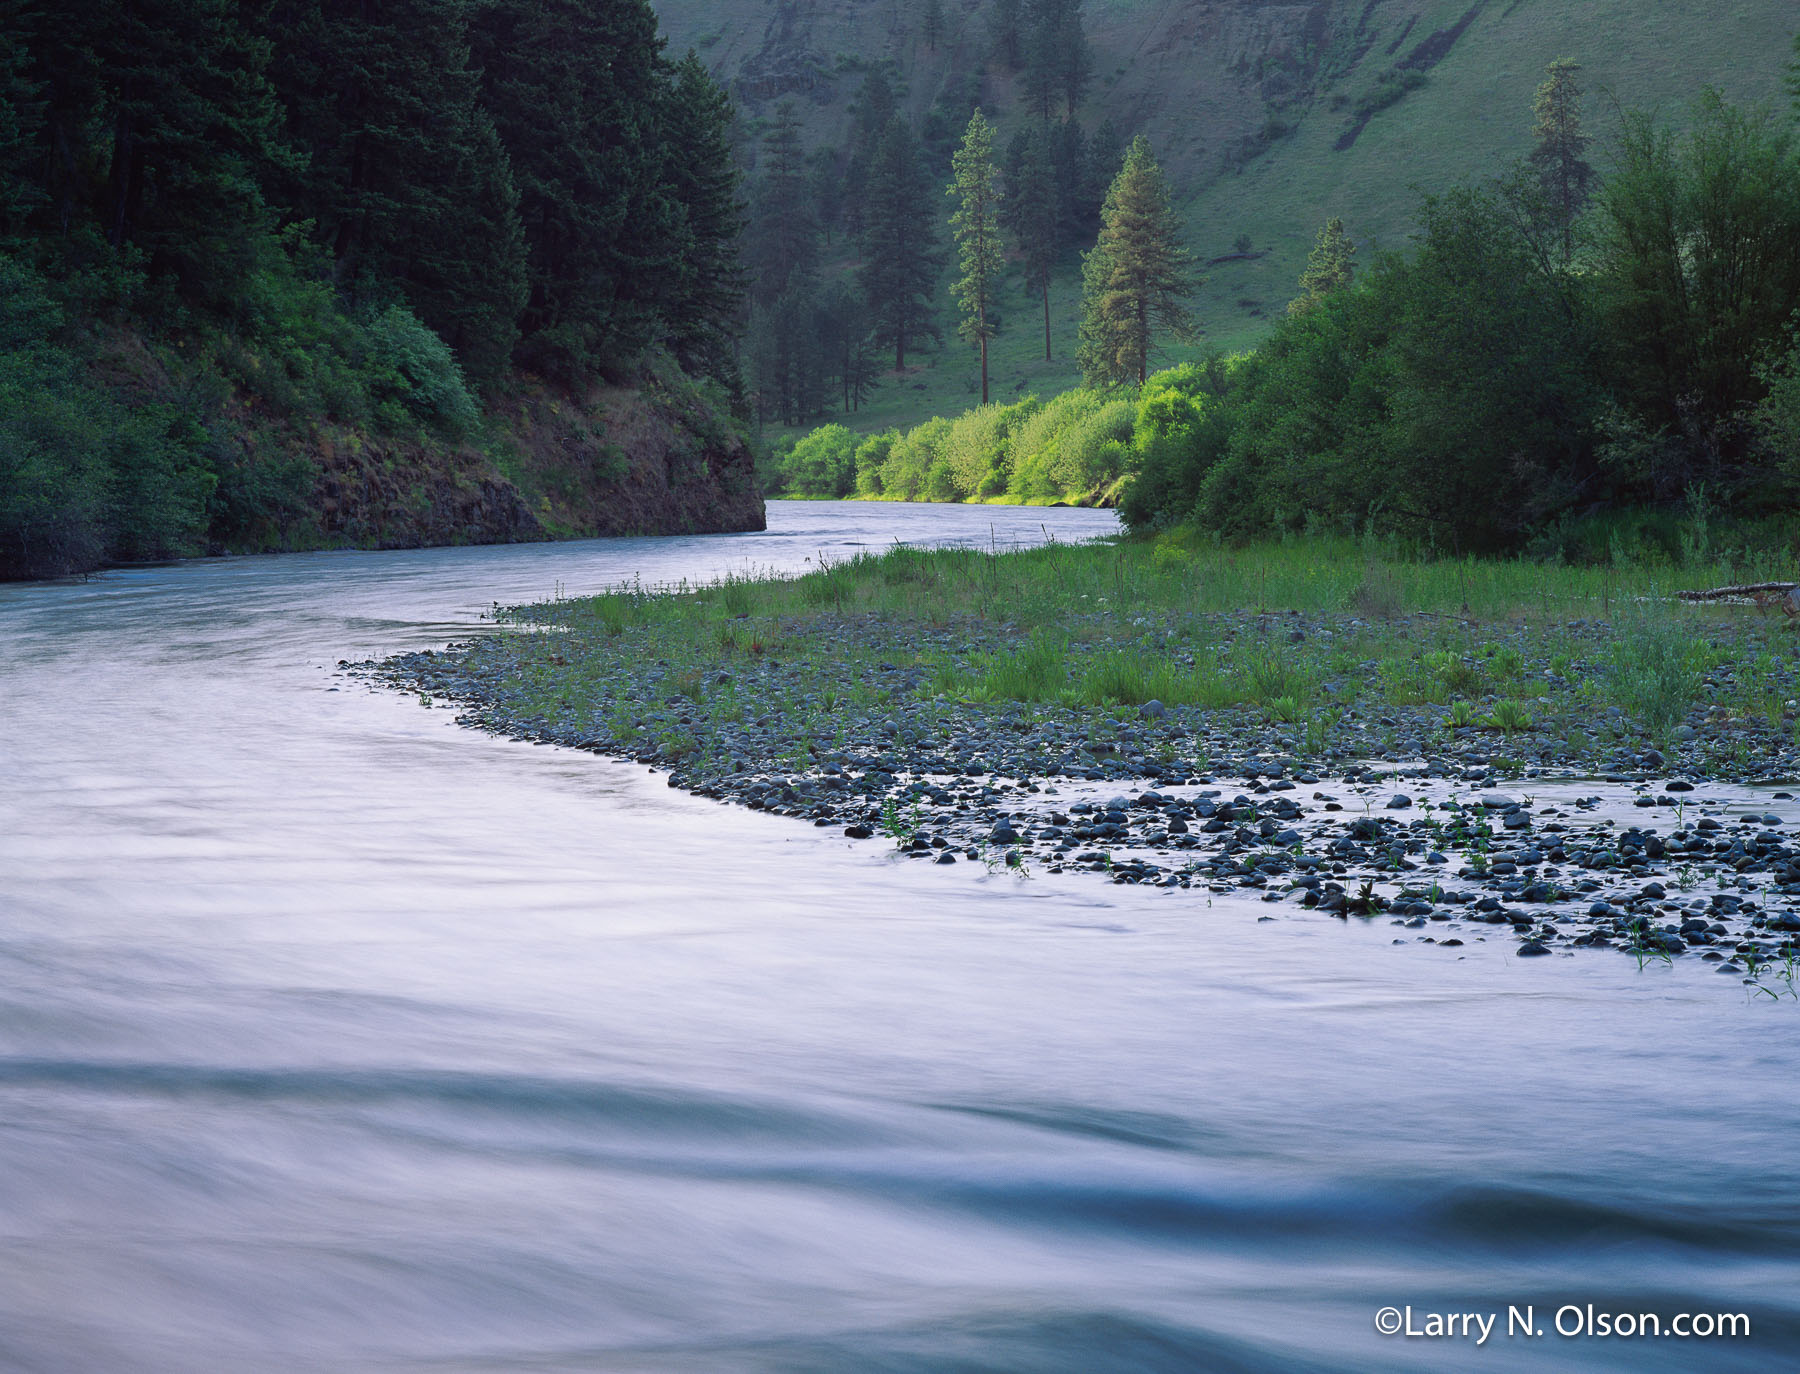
942;397;1041;498
0;255;215;577
781;422;859;496
879;417;953;501
363;304;480;438
1010;388;1136;502
852;429;899;497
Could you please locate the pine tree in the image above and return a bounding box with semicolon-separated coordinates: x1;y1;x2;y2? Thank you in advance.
1049;115;1090;246
990;0;1023;69
1022;0;1089;123
1290;216;1355;313
1077;136;1196;387
1789;29;1799;115
262;0;528;382
1021;0;1060;123
1008;126;1059;359
859;116;941;371
1529;57;1593;266
472;0;683;382
27;0;290;304
922;0;944;50
948;110;1003;403
746;101;818;306
0;1;43;235
662;51;746;383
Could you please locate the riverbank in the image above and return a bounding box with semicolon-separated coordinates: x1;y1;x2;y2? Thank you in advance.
373;536;1800;990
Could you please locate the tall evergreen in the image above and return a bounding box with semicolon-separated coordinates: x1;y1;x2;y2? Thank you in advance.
1290;216;1355;313
989;0;1023;68
0;1;42;234
472;0;683;382
23;0;288;304
1008;127;1060;358
922;0;944;50
859;116;942;371
262;0;527;381
746;101;817;306
948;110;1003;404
1077;136;1197;387
662;51;746;383
1022;0;1089;123
1529;58;1594;266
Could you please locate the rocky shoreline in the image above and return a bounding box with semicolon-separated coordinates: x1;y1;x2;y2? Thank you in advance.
369;604;1800;993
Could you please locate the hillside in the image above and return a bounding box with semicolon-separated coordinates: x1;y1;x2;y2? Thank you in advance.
0;2;764;580
654;0;1798;432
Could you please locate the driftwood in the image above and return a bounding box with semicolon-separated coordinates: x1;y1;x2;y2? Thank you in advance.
1675;582;1800;614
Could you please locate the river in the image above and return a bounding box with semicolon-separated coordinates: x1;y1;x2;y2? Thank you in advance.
2;500;1797;1372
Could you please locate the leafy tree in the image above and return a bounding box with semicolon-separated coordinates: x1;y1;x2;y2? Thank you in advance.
1594;90;1800;497
1529;58;1594;266
1077;136;1197;387
1008;126;1060;358
948;110;1004;404
859;116;942;371
1290;216;1356;313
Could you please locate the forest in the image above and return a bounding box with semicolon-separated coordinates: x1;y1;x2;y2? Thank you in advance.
771;40;1800;557
0;0;751;579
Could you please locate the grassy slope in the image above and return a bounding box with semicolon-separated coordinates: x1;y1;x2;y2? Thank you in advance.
654;0;1797;436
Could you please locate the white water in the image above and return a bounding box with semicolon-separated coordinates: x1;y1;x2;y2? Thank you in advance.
3;501;1797;1372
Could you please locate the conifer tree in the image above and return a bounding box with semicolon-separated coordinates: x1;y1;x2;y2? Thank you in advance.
859;116;942;371
264;0;528;382
472;0;683;381
1007;127;1060;359
948;110;1003;403
922;0;944;50
0;0;42;235
1529;57;1593;266
26;0;289;304
1077;136;1196;387
1290;216;1355;313
662;51;746;383
747;101;818;306
1022;0;1089;123
990;0;1023;68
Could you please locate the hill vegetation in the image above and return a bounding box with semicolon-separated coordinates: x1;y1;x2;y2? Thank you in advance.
660;0;1799;434
0;0;761;580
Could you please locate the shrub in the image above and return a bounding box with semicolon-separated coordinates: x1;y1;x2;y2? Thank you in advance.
880;417;953;501
852;429;899;496
941;397;1041;498
363;304;480;438
781;423;859;496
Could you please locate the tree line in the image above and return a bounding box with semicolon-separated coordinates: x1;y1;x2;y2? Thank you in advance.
779;43;1800;556
741;0;1179;426
0;0;747;576
1125;52;1800;552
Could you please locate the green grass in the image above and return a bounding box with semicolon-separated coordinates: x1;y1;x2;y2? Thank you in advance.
485;533;1800;771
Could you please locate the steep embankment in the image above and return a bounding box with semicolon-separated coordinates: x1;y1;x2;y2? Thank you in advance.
655;0;1796;423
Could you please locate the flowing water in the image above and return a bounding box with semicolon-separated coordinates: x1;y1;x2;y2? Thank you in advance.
3;501;1797;1373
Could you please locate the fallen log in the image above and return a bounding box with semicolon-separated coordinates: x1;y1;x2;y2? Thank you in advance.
1675;581;1800;613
